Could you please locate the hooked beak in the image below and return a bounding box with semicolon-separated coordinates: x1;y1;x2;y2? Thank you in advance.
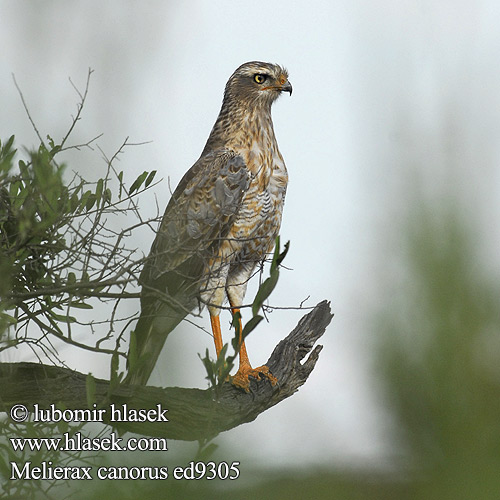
280;80;293;95
261;79;293;95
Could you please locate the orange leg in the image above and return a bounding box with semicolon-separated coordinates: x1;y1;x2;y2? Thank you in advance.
230;307;277;392
210;314;223;358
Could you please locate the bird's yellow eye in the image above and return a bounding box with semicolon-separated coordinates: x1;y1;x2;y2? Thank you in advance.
254;74;266;84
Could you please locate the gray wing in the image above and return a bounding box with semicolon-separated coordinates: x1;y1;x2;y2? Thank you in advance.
139;150;249;310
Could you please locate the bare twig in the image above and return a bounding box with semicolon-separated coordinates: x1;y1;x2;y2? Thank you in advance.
60;68;93;150
12;73;46;147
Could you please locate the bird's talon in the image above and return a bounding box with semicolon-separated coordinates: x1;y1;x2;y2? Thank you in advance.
231;364;277;392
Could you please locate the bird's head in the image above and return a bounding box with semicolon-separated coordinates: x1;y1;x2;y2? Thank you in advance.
224;61;292;108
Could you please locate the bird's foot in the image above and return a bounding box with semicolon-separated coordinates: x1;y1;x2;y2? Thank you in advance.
231;363;278;392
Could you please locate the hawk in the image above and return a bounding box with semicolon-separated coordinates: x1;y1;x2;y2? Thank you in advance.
127;61;292;390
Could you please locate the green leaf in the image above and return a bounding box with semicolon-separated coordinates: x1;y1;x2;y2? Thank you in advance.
70;302;93;310
214;344;229;372
118;170;124;198
18;159;28;177
145;170;157;187
241;314;263;341
47;134;55;149
50;143;61;155
0;135;16;173
270;235;281;274
276;239;290;268
69;192;80;212
271;236;290;273
78;190;92;212
9;179;20;198
252;271;279;317
4;135;15;156
11;183;28;211
86;373;96;407
199;349;214;383
128;171;148;195
103;187;112;204
51;313;77;323
85;193;97;211
95;178;104;203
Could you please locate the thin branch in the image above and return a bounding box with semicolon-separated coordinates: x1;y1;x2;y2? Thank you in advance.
60;68;93;150
59;133;104;153
12;73;46;147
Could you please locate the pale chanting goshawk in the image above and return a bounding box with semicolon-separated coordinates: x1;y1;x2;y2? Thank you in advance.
127;62;292;390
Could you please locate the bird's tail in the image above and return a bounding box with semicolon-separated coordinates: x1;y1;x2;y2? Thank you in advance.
123;301;188;386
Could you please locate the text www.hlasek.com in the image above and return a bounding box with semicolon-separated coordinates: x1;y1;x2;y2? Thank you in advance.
10;432;167;452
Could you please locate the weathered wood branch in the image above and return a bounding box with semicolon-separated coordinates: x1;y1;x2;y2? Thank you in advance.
0;301;332;441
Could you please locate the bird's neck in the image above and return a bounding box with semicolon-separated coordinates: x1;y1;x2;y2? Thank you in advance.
201;99;277;164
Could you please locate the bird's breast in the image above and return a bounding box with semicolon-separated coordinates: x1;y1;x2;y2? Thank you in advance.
226;144;287;257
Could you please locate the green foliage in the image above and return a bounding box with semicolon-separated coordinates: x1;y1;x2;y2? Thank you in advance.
0;75;163;499
128;170;157;195
0;137;79;333
377;203;500;499
199;344;231;395
0;131;158;360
